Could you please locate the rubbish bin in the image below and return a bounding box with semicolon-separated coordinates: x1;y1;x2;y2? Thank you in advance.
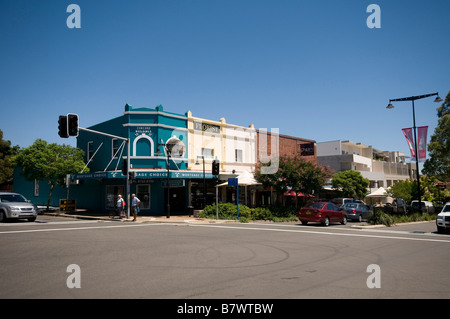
186;205;194;217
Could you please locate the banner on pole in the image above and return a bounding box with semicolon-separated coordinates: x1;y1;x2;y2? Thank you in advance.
417;126;428;163
401;128;416;161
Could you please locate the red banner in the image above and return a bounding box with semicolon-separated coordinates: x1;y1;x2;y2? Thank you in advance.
402;128;416;161
417;126;428;162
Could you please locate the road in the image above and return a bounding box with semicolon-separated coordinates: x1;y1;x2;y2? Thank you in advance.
1;215;449;299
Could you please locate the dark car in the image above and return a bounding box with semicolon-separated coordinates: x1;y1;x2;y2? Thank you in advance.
341;203;372;222
299;202;347;226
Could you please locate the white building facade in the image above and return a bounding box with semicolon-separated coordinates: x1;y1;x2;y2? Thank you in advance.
317;140;417;189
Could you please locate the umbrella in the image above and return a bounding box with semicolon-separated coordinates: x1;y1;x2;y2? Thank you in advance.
218;171;261;206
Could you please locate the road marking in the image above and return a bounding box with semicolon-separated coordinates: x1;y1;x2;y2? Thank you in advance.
189;224;450;243
0;223;161;234
0;220;106;227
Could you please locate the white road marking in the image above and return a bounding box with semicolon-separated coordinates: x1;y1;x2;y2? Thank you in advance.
188;223;450;243
0;223;161;234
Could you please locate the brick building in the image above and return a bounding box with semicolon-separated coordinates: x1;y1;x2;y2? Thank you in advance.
255;130;317;206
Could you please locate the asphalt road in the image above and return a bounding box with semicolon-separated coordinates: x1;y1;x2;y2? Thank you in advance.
1;216;449;299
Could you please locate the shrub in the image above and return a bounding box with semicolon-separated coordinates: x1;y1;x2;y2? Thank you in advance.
368;208;395;227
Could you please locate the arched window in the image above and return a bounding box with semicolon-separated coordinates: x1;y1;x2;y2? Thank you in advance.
133;135;154;157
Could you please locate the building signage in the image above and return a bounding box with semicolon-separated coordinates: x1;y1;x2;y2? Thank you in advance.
299;143;315;156
72;170;213;180
194;121;220;134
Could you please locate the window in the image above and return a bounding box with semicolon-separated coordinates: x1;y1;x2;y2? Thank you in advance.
202;148;214;159
87;141;94;161
105;185;125;209
136;184;150;209
112;139;120;158
235;149;243;162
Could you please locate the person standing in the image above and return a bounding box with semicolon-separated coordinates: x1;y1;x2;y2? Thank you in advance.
116;194;125;219
131;194;140;222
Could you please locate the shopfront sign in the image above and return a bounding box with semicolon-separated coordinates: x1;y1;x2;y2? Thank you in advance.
194;121;220;134
72;170;213;180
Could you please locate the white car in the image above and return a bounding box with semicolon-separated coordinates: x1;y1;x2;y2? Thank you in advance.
436;202;450;234
0;192;38;222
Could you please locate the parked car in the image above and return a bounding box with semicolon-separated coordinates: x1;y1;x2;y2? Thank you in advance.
331;198;354;207
341;203;372;222
299;202;347;226
436;202;450;234
384;198;406;214
0;192;38;222
409;200;435;213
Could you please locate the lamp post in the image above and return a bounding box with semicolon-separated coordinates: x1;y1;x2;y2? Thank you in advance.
386;92;443;212
156;140;172;218
195;155;206;209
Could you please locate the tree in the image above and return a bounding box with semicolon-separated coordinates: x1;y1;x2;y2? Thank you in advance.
423;90;450;181
255;155;331;200
0;129;19;184
12;139;87;211
331;170;369;199
388;179;417;203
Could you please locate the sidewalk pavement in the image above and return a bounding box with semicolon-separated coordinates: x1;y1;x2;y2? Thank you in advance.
42;209;238;224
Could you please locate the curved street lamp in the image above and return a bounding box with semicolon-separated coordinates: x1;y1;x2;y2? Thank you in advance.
386;92;443;212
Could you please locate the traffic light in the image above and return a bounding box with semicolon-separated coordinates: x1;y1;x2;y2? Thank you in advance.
122;159;128;176
212;160;220;175
67;113;79;137
58;115;68;138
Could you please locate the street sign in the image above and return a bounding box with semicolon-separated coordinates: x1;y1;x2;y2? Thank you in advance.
228;178;238;187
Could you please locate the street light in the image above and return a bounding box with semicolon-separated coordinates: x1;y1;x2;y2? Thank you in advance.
195;155;206;209
386;92;442;212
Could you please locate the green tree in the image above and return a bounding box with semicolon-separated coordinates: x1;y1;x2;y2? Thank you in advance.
388;179;417;203
12;139;87;211
255;155;331;200
0;129;19;184
331;170;369;199
423;90;450;181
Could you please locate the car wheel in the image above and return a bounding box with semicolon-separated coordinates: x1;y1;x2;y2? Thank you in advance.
358;215;362;222
301;220;308;225
322;217;330;227
341;216;347;225
0;211;6;222
28;217;36;222
437;226;445;234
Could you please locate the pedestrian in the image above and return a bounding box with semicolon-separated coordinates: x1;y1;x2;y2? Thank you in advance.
131;193;140;222
116;194;125;219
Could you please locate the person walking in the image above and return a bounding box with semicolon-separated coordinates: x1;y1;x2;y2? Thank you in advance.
131;194;140;222
116;194;125;219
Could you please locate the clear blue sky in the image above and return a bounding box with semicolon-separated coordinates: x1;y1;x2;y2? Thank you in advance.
1;0;449;165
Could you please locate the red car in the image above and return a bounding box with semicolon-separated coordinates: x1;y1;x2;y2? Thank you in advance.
299;202;347;226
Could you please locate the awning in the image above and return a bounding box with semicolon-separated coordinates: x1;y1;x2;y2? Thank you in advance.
218;171;261;186
366;187;387;197
284;190;314;197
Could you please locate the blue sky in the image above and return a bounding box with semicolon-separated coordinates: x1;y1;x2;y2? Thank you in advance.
1;0;449;165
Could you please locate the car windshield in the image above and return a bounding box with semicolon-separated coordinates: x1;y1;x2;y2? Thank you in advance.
0;194;28;203
307;203;325;209
442;205;450;213
343;203;357;208
411;202;425;207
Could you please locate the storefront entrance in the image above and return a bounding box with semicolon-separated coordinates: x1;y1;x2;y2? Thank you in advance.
166;186;186;214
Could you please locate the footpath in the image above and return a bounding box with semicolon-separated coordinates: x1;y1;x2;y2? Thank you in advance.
42;209;237;225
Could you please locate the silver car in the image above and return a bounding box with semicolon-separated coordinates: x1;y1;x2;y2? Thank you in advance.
0;192;38;222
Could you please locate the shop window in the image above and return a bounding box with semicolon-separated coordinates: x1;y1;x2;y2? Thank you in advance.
106;185;125;210
136;184;150;209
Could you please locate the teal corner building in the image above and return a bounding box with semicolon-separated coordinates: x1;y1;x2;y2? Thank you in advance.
15;104;213;215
